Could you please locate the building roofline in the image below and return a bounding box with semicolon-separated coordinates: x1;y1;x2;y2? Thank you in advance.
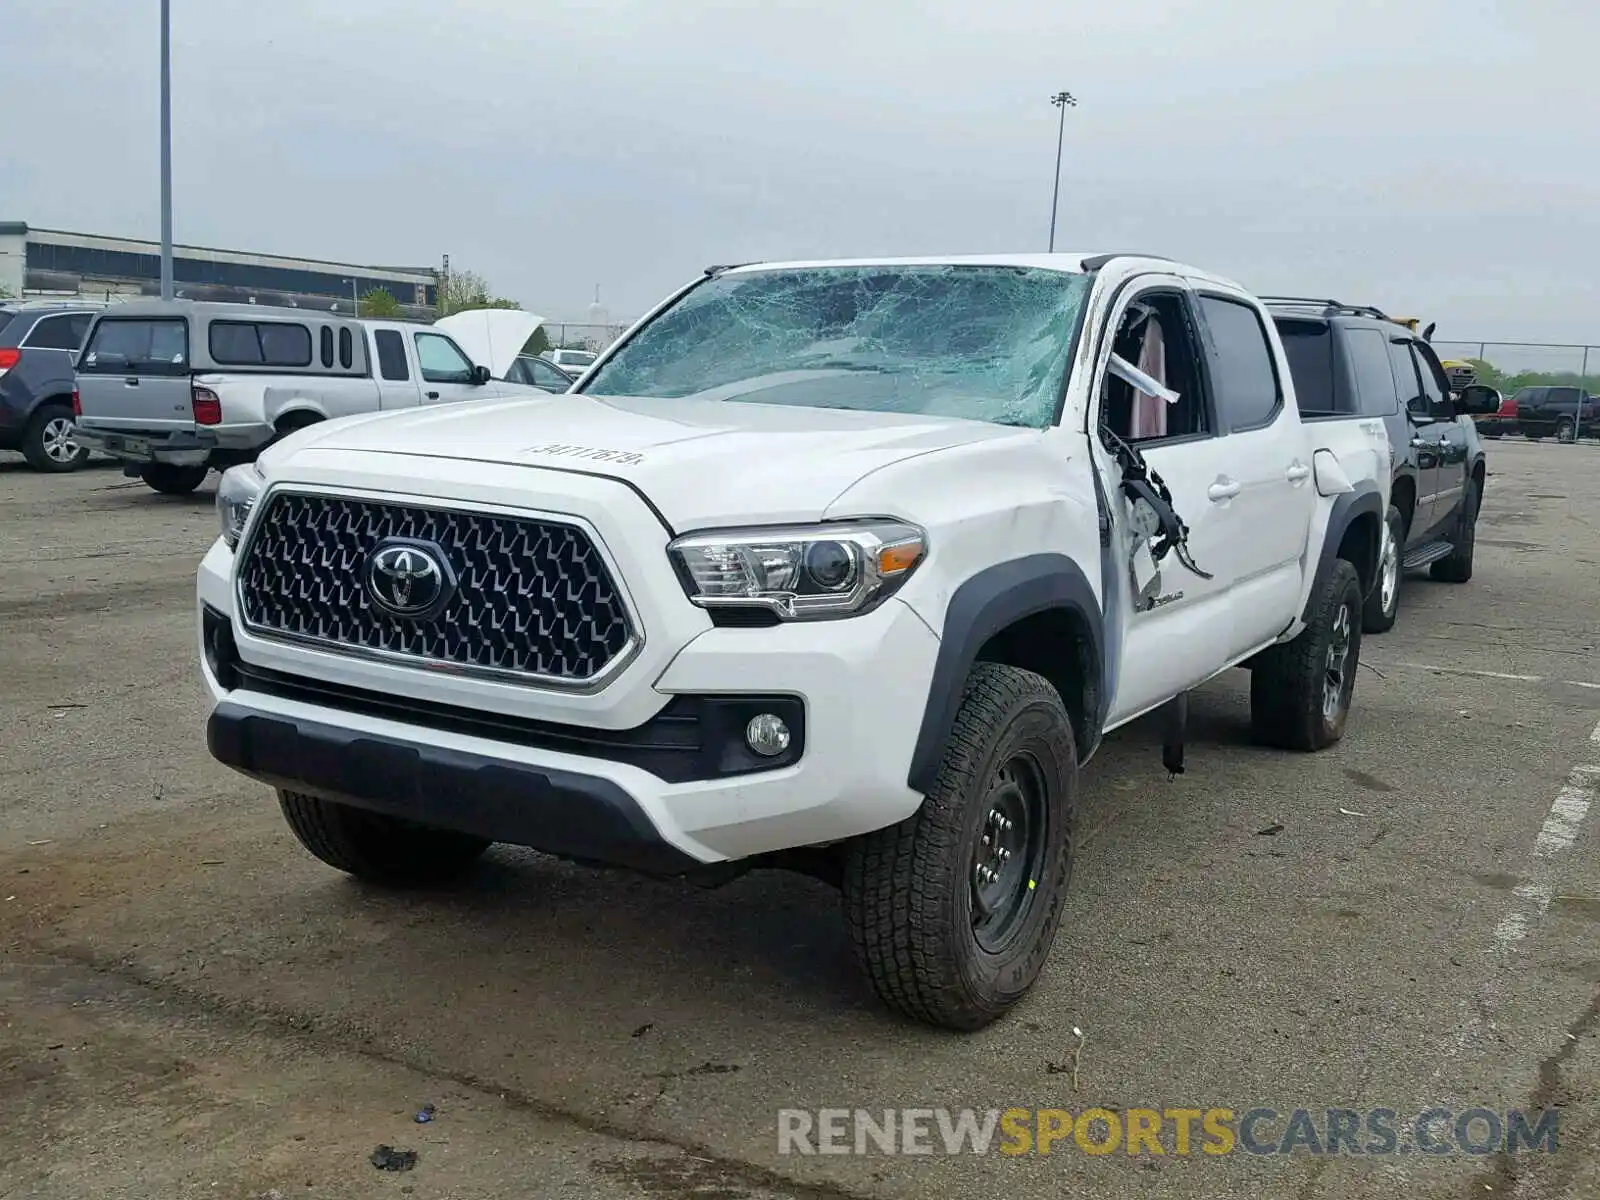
14;222;435;282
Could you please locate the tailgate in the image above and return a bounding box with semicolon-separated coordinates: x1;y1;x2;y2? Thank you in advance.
74;313;196;433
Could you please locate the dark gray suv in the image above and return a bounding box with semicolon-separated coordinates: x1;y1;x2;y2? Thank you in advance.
0;302;100;471
1266;298;1497;634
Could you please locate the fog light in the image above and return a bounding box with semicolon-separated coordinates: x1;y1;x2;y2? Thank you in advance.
745;713;791;757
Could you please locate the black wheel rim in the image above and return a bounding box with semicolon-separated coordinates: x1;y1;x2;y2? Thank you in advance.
970;751;1049;953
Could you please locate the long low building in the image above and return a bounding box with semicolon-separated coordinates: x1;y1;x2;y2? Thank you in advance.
0;221;438;317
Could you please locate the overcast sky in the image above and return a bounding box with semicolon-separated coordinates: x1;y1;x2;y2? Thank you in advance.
5;0;1597;352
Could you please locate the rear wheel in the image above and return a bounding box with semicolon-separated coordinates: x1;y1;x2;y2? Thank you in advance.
140;463;209;495
1250;559;1362;752
1430;478;1479;583
22;404;90;472
272;411;323;442
1361;505;1403;634
1556;417;1576;444
278;791;491;886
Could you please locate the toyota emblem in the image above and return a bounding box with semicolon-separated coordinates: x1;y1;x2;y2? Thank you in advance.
365;539;454;619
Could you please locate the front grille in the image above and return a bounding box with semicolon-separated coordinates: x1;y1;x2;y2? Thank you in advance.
237;491;635;683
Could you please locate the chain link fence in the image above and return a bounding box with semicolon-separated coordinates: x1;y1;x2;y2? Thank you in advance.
540;322;631;352
1432;340;1598;444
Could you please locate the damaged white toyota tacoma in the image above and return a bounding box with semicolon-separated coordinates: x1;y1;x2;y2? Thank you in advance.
198;253;1389;1031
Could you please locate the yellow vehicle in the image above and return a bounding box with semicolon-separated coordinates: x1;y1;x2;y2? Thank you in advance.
1388;315;1476;389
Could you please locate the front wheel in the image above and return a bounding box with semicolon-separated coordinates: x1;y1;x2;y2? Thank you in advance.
140;463;210;495
278;791;491;886
1250;558;1363;752
842;662;1077;1031
1361;505;1404;634
22;404;90;472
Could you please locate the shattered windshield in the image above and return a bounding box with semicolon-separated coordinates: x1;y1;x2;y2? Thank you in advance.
580;264;1091;429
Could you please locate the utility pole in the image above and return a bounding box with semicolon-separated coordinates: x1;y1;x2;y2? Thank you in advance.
440;253;450;316
1047;90;1078;254
159;0;174;298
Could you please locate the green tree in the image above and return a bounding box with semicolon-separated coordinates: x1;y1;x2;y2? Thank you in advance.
1467;357;1600;396
439;267;521;315
359;287;403;318
521;325;551;356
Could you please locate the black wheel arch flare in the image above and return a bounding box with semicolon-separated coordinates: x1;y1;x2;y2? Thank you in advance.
1305;482;1385;620
906;555;1106;795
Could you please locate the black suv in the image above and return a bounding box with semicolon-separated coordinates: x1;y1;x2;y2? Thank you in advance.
1510;385;1598;443
1265;299;1497;633
0;302;100;471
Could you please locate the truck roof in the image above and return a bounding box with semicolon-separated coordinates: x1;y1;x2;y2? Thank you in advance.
83;298;362;323
712;252;1251;294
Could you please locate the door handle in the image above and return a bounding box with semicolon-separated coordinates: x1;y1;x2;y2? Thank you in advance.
1208;479;1242;501
1285;463;1311;483
426;390;439;400
124;377;139;387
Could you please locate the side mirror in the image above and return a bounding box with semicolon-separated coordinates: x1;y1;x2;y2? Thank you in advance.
470;364;492;385
1455;384;1501;416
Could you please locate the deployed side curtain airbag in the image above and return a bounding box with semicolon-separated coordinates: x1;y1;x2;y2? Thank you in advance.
1128;319;1169;439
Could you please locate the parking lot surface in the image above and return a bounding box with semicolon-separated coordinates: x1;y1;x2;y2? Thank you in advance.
3;441;1598;1199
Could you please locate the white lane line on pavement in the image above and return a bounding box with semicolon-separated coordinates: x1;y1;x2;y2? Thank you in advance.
1366;659;1600;689
1533;783;1594;857
1486;770;1595;952
1438;719;1600;1073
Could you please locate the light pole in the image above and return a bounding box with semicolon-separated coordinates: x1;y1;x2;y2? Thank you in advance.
159;0;173;299
347;278;359;316
1047;90;1077;253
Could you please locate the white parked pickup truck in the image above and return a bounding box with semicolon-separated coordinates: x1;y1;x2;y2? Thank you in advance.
198;252;1392;1030
71;300;549;495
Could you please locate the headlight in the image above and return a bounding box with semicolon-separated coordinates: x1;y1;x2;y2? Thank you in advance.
668;521;927;620
217;463;265;550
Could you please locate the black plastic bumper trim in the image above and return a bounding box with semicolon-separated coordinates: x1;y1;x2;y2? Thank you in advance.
207;701;701;875
200;606;804;783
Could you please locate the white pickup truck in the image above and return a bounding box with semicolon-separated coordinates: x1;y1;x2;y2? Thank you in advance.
198;252;1392;1030
71;300;549;494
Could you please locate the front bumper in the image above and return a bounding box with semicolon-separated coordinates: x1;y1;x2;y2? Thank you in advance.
198;519;941;869
207;699;702;873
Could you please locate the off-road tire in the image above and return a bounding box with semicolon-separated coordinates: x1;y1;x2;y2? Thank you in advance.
1361;505;1404;634
1250;558;1362;752
1431;477;1479;583
140;463;210;495
21;403;90;472
842;662;1077;1031
278;791;491;886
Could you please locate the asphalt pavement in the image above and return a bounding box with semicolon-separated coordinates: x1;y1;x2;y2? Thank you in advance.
2;439;1596;1200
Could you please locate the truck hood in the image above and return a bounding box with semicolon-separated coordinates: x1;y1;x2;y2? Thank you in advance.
277;393;1032;530
432;309;545;377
